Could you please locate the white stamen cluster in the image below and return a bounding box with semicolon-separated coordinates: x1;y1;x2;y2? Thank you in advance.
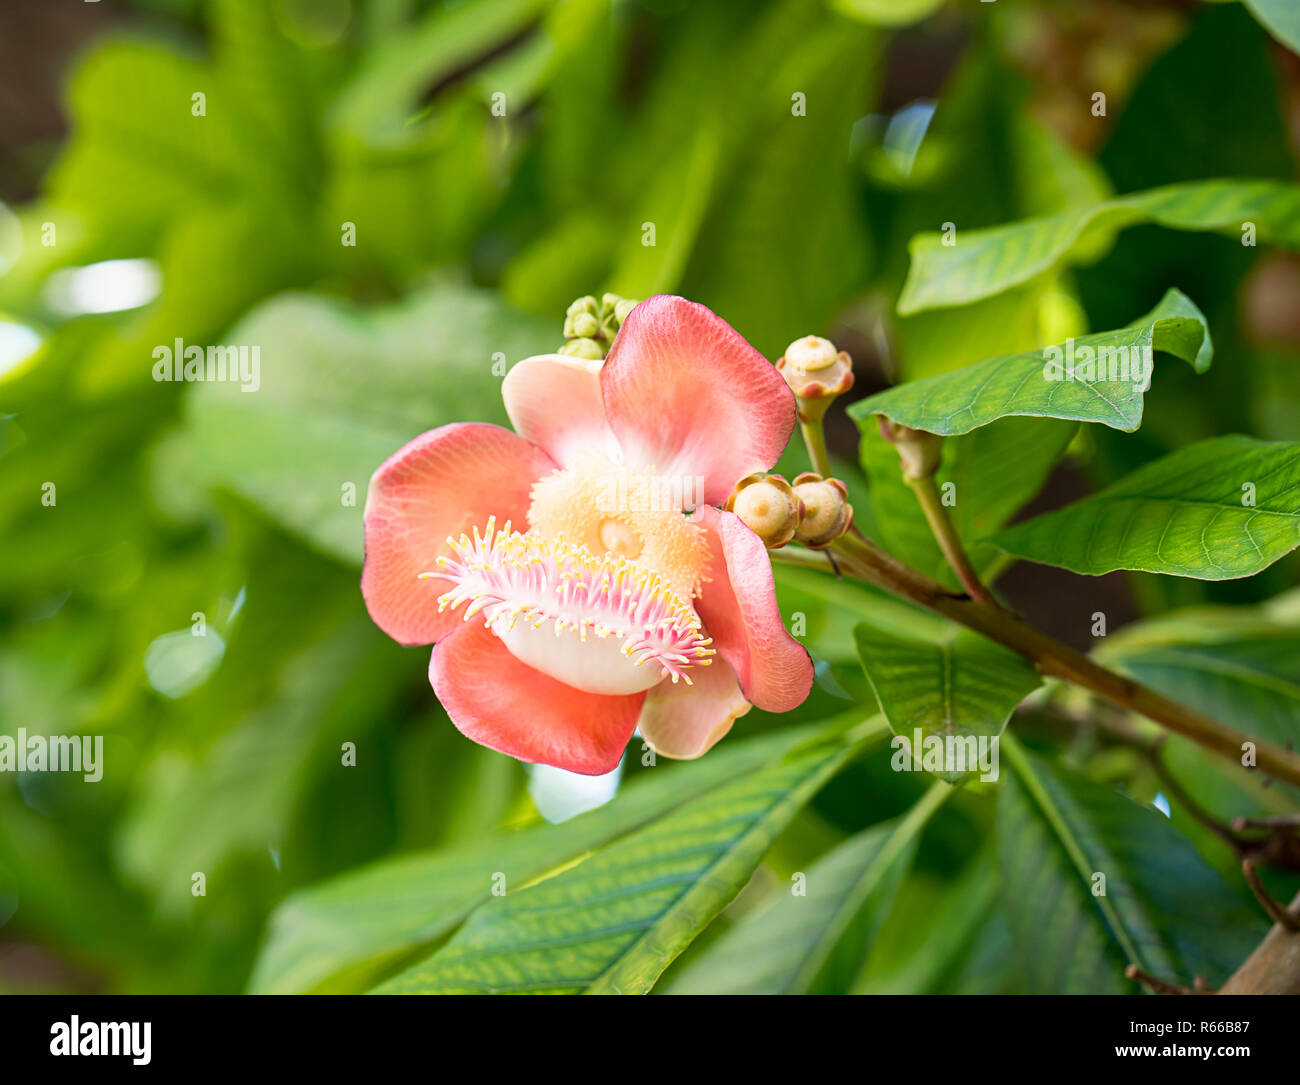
425;518;714;684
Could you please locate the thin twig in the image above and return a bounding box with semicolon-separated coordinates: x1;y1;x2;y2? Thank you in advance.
1243;858;1300;931
1124;964;1201;995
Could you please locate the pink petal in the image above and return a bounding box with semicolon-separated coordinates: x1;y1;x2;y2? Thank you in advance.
362;423;556;646
690;505;813;712
601;295;796;507
430;620;645;775
638;658;751;760
501;353;619;469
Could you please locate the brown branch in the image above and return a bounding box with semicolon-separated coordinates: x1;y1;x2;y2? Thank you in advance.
1219;891;1300;995
1242;859;1300;932
827;532;1300;790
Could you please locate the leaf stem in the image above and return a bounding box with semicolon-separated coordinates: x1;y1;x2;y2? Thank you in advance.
903;474;995;604
825;532;1300;790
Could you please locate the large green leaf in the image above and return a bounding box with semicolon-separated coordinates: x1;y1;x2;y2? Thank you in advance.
855;625;1041;784
372;718;888;994
849;289;1211;436
680;18;877;357
1100;618;1300;749
1243;0;1300;54
899;180;1300;314
853;845;1010;994
183;284;552;566
999;739;1265;993
329;0;549;148
990;435;1300;579
663;781;949;994
249;720;862;994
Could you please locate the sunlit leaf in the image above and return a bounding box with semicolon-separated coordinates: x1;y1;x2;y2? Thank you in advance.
664;782;948;994
371;718;887;994
250;720;867;994
850;289;1211;436
989;435;1300;579
899;180;1300;314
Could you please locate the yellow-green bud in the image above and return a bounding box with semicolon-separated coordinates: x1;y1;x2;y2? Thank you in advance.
559;337;607;360
777;334;854;422
792;473;853;549
569;312;601;339
726;474;804;549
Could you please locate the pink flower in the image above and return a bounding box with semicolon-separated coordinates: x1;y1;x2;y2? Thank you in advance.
361;295;813;774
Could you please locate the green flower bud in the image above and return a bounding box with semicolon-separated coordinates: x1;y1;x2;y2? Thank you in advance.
558;337;607;360
569;311;601;339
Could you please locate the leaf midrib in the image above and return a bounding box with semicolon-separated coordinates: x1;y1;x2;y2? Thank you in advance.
1002;737;1143;970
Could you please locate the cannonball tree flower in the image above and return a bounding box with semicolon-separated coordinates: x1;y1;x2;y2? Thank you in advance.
361;295;813;775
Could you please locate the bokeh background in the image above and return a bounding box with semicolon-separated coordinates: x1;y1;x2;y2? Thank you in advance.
1;0;1298;993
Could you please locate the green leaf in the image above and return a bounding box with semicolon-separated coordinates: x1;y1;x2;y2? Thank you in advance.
1100;620;1300;749
854;625;1041;784
249;720;864;994
990;435;1300;579
850;289;1210;437
999;738;1265;993
663;781;949;994
183;284;553;566
329;0;549;148
48;41;249;231
371;718;888;994
853;845;1008;994
679;19;878;356
899;179;1300;314
1243;0;1300;55
830;0;945;27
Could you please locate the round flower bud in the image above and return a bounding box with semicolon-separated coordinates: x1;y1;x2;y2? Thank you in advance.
563;296;600;341
776;335;854;422
569;311;601;339
792;473;853;549
726;474;804;549
559;337;607;360
613;297;639;326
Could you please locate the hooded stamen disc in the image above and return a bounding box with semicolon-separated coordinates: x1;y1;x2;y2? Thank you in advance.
526;452;708;600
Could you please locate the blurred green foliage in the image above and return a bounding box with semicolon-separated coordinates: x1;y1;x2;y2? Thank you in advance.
0;0;1297;994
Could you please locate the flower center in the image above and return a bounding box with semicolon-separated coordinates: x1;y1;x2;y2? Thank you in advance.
598;517;643;559
525;451;707;600
428;519;714;696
